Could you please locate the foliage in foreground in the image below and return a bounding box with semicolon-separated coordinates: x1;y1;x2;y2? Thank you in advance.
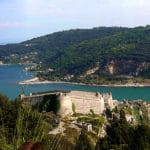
0;94;49;150
95;114;150;150
0;94;150;150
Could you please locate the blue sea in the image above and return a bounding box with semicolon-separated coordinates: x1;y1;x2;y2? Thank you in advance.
0;64;150;101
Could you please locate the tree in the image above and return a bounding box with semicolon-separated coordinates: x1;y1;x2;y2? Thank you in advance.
105;107;112;118
131;125;150;150
95;137;111;150
74;130;92;150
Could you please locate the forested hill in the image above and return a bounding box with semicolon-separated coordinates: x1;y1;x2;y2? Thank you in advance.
0;26;150;83
0;27;127;59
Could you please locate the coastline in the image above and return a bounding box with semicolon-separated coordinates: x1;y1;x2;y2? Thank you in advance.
0;63;12;66
19;77;150;87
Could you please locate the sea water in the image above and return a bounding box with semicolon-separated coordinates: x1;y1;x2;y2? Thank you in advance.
0;65;150;101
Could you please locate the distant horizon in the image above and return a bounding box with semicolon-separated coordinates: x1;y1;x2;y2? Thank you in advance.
1;24;149;45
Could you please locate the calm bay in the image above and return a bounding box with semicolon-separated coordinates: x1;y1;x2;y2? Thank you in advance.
0;64;150;101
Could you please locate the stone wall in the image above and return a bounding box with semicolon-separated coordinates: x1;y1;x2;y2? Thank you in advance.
59;91;105;116
22;90;115;117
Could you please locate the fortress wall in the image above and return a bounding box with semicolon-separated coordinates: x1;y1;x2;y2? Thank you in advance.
67;91;105;114
22;90;114;117
21;95;44;105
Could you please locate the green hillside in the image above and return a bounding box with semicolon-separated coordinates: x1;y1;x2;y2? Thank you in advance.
0;27;127;61
0;26;150;84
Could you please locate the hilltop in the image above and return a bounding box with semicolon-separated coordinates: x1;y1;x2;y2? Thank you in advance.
0;26;150;84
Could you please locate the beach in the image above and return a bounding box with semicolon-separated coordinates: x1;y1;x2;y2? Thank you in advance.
19;77;150;87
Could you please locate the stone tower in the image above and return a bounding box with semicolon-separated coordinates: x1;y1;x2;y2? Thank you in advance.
58;92;73;117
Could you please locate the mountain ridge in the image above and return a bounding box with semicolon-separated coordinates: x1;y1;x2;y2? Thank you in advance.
0;26;150;84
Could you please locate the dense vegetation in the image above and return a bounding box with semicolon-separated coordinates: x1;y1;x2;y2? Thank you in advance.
0;94;49;149
33;94;60;113
0;94;150;149
95;111;150;150
0;26;150;83
0;27;127;61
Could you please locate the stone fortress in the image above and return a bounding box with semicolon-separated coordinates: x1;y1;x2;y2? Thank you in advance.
21;90;116;117
58;91;115;117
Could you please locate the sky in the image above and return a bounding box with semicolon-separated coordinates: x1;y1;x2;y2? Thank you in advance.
0;0;150;44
